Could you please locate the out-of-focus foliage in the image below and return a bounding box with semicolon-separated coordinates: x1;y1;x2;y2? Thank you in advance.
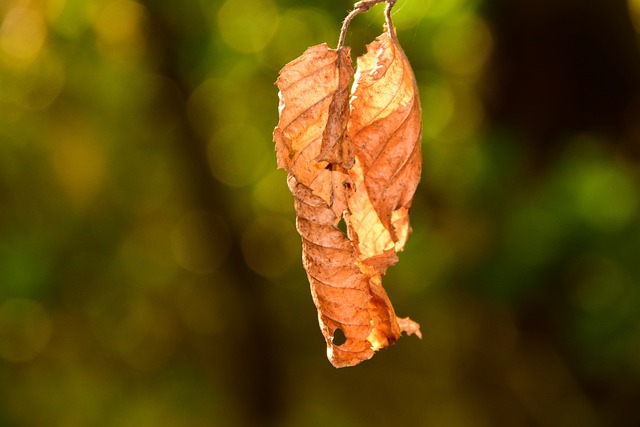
0;0;639;426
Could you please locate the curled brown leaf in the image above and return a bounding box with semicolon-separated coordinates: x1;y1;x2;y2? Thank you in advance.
348;30;422;263
274;14;422;368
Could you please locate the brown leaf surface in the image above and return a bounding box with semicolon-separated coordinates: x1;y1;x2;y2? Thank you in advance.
273;44;353;219
348;31;422;261
274;29;422;368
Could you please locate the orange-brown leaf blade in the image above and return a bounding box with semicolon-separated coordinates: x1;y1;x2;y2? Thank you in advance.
275;45;378;368
348;32;422;254
316;52;355;169
346;31;422;340
273;28;422;368
274;44;354;211
288;176;375;367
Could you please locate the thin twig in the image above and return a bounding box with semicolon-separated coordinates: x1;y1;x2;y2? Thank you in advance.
384;0;397;38
337;0;397;49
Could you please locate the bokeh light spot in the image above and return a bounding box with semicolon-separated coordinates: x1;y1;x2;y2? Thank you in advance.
0;240;51;298
426;0;464;20
171;210;230;275
389;0;432;29
0;6;47;67
422;81;455;139
90;293;177;370
432;15;493;76
218;0;279;53
188;79;224;140
241;215;298;278
573;162;638;232
0;298;52;362
628;0;640;33
266;8;335;66
252;169;293;215
51;127;107;209
91;0;148;60
208;124;271;187
16;51;66;111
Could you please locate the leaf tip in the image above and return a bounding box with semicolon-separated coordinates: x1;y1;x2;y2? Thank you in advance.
397;316;422;339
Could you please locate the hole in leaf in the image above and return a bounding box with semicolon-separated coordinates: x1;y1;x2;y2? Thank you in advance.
332;328;346;346
337;217;347;235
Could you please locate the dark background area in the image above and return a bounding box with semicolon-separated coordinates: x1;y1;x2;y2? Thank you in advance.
1;0;640;425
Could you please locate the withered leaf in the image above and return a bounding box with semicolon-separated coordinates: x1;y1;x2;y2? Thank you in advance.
348;30;422;266
274;12;422;368
274;44;354;220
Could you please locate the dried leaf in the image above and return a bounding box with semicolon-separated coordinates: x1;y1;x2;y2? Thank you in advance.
274;13;422;368
348;30;422;265
274;44;353;219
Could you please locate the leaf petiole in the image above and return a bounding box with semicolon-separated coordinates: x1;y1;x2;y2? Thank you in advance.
337;0;397;49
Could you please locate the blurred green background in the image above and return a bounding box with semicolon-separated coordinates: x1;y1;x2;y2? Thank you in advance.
1;0;640;425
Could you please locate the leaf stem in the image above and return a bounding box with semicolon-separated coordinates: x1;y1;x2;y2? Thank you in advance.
384;0;397;38
337;0;397;50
